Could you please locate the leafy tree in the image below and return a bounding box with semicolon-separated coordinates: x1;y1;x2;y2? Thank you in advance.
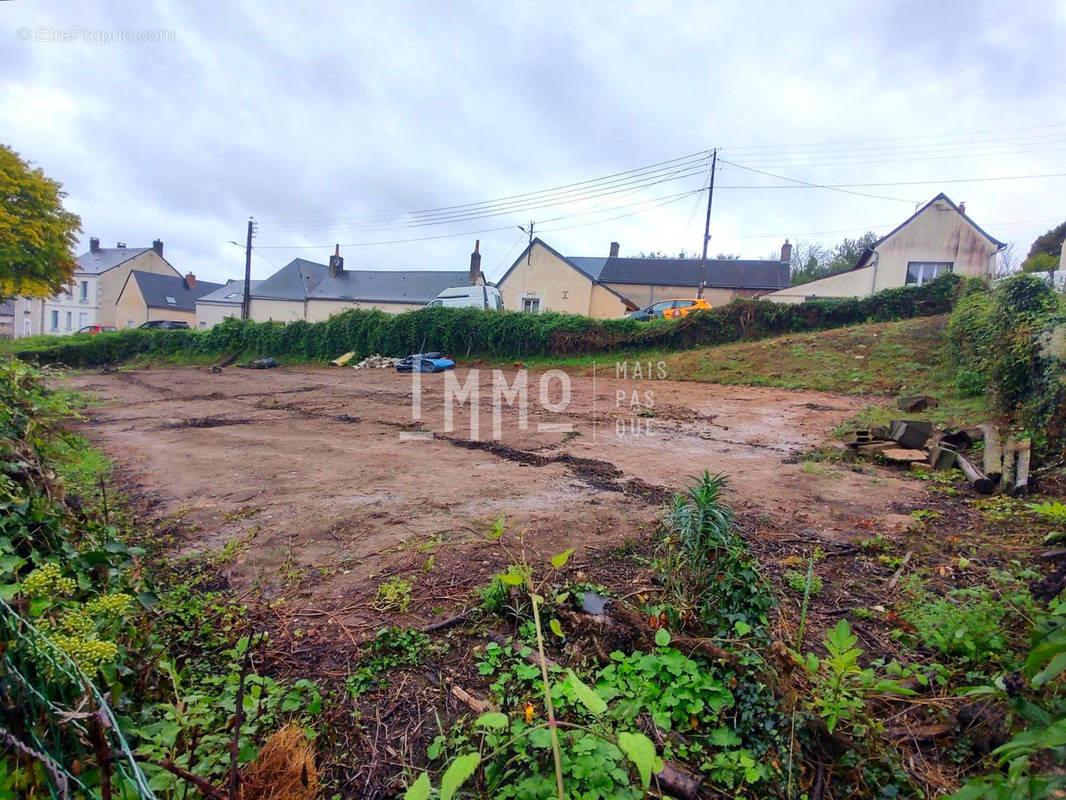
788;232;879;286
0;144;81;298
1022;252;1059;274
1027;220;1065;261
635;249;694;259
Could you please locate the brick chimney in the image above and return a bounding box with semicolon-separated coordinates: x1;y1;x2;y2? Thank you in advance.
329;244;344;278
780;239;793;263
152;239;164;256
184;272;196;290
609;241;620;258
958;202;966;216
469;239;483;285
89;237;100;254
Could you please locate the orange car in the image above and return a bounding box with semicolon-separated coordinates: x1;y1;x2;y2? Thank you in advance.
661;298;712;319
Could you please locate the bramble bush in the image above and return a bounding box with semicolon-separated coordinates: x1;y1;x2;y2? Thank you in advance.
946;273;1066;453
14;273;973;367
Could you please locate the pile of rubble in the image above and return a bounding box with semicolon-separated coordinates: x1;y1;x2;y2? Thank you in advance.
352;354;400;370
845;395;1031;496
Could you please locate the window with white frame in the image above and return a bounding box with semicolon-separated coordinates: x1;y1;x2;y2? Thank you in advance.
165;295;177;305
522;297;540;313
65;311;72;330
80;280;89;302
78;312;87;329
906;262;953;286
50;310;59;330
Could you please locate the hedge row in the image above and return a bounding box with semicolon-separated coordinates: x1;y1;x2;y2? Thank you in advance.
14;273;974;368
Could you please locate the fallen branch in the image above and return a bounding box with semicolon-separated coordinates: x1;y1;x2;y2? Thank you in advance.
421;614;469;633
653;762;703;799
957;453;994;495
450;684;494;714
887;551;913;590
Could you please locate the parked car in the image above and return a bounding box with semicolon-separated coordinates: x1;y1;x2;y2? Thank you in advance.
426;285;503;310
627;299;677;321
662;298;712;319
627;298;712;321
139;320;190;330
77;325;118;334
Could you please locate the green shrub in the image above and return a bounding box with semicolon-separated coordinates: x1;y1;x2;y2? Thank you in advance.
945;273;1066;454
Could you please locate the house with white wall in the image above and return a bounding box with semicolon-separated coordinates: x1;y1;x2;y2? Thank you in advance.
13;238;181;336
195;280;261;329
764;194;1004;304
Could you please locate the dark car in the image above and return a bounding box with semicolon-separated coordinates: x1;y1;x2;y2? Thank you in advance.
139;320;190;330
77;325;118;334
627;299;676;321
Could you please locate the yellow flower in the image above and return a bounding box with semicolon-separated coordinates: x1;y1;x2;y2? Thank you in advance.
524;702;535;724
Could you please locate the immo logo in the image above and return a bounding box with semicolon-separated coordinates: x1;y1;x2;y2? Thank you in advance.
403;361;668;442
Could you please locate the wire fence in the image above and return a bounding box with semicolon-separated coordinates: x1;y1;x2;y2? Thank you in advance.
0;598;156;799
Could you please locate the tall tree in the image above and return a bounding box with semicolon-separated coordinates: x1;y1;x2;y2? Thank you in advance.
0;145;81;298
1022;220;1065;273
788;231;879;286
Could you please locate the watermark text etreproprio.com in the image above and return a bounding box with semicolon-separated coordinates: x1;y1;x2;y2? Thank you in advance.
16;25;175;44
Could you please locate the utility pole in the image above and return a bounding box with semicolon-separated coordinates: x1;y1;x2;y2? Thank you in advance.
242;217;255;320
519;221;535;264
697;148;717;299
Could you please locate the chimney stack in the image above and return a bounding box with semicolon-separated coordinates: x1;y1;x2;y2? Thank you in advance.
958;202;966;216
780;239;793;264
469;239;483;285
184;272;196;290
152;238;164;256
89;237;100;254
609;241;620;258
328;244;344;278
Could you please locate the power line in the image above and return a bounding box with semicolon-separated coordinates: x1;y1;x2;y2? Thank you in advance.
259;156;711;234
717;157;919;204
719;122;1066;153
255;185;705;249
408;149;710;216
712;170;1066;190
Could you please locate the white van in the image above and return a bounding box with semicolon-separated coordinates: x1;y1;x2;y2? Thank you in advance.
427;285;503;310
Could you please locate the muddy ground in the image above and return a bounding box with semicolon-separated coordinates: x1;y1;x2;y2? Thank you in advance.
67;364;921;641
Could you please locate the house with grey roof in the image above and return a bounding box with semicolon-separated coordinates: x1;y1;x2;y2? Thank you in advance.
246;246;480;323
12;238;182;337
494;238;792;318
116;270;223;329
195;279;262;329
764;193;1004;304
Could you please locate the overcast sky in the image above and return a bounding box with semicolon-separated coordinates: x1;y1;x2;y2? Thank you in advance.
3;0;1065;284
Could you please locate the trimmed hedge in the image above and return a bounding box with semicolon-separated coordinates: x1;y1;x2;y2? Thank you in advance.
14;273;975;368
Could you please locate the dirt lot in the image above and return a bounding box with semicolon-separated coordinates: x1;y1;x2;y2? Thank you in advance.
67;365;921;637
